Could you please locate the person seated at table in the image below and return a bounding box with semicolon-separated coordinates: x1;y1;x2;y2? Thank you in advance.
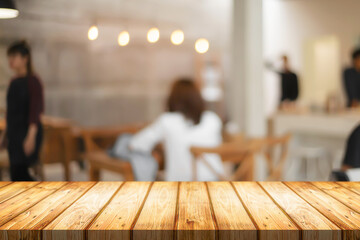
343;48;360;108
129;78;224;181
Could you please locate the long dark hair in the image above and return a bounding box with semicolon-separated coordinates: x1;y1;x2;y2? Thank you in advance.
352;48;360;61
167;78;205;124
7;40;33;76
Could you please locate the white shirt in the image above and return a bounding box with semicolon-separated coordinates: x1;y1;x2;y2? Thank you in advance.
129;111;224;181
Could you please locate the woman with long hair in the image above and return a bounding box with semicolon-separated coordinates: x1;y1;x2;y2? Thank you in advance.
0;40;44;181
129;78;224;181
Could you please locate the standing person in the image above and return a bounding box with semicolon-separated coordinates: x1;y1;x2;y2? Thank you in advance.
343;48;360;108
0;40;44;181
266;55;299;109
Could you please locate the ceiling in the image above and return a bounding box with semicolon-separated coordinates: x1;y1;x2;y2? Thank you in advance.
0;0;232;48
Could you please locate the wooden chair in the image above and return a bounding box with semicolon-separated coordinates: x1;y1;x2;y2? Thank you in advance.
82;124;145;181
190;139;263;181
0;151;8;180
40;117;82;181
262;134;291;180
190;133;291;181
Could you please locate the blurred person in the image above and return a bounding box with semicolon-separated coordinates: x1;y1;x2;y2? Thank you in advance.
266;55;299;109
129;78;224;181
0;41;44;181
343;48;360;108
341;124;360;171
330;124;360;181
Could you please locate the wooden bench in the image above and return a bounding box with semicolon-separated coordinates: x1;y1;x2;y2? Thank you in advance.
0;181;358;239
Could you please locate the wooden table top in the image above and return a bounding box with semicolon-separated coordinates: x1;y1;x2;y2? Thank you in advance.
0;181;359;240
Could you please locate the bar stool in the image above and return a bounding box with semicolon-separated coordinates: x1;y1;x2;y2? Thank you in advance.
292;146;330;181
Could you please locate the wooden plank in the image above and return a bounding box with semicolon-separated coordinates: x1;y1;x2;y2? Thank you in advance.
0;182;11;189
132;182;177;240
177;182;216;240
207;182;257;240
0;181;39;204
260;182;341;240
0;182;95;240
286;181;360;240
233;181;299;240
336;181;360;196
0;182;66;227
87;182;152;240
313;182;360;213
43;181;122;240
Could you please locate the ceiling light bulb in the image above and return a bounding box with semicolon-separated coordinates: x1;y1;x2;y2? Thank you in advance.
0;0;18;19
0;8;18;19
118;31;130;46
195;38;209;54
171;30;184;45
147;27;160;43
88;25;99;41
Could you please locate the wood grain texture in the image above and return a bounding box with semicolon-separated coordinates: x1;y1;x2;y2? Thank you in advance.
43;181;122;240
0;181;39;204
260;182;341;240
177;182;216;240
87;181;152;240
314;182;360;213
233;181;299;240
133;182;178;240
0;181;356;239
286;182;360;240
0;182;95;240
337;181;360;195
0;182;11;189
0;182;66;227
206;182;257;240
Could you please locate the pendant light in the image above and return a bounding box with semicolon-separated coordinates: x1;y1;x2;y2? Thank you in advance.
118;31;130;46
195;38;209;54
147;27;160;43
0;0;19;19
171;30;184;45
88;25;99;41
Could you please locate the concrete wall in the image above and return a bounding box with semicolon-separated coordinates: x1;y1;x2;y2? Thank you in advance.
0;1;231;126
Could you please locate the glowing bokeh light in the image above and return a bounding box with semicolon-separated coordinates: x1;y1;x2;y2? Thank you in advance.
171;30;184;45
88;25;99;41
195;38;209;54
147;27;160;43
118;31;130;46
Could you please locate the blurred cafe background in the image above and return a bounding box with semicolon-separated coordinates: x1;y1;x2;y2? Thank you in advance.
0;0;360;182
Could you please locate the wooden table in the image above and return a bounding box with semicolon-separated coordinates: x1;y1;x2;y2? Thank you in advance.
0;181;359;240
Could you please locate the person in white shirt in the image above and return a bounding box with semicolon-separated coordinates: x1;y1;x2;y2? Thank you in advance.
130;78;224;181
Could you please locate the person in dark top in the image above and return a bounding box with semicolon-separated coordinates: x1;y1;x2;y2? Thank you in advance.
266;55;299;109
343;48;360;108
0;40;44;181
342;124;360;171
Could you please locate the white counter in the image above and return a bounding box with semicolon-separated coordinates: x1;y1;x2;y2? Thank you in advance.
271;111;360;138
270;111;360;180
